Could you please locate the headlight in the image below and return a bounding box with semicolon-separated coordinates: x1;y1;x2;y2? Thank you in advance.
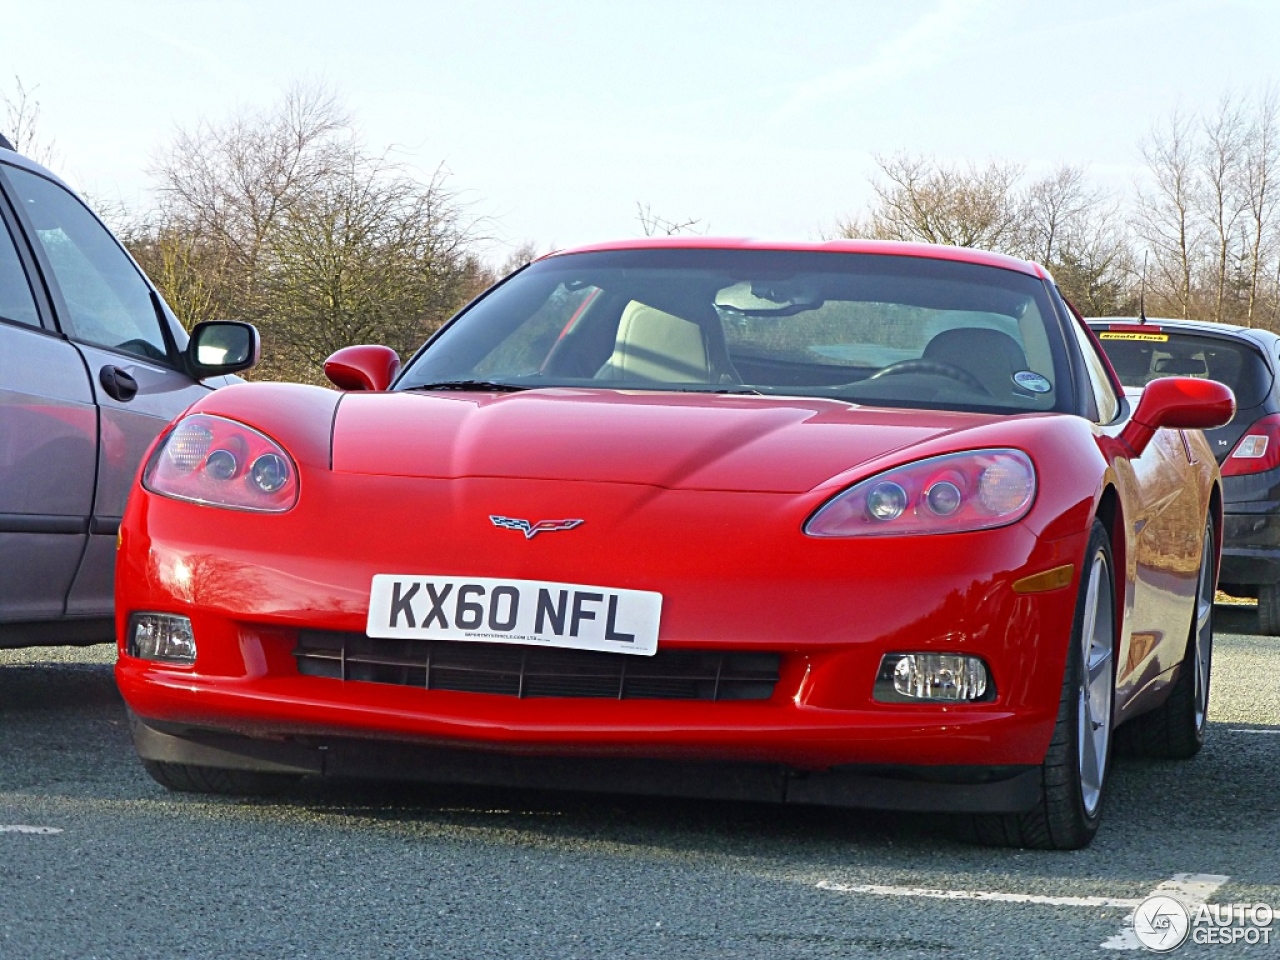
143;414;299;512
804;449;1035;537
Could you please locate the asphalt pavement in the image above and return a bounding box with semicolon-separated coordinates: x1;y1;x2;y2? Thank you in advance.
1;607;1277;959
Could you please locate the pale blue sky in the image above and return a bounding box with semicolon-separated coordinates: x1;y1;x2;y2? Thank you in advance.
4;0;1278;260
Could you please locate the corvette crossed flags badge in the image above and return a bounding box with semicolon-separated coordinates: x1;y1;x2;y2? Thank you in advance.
489;516;584;539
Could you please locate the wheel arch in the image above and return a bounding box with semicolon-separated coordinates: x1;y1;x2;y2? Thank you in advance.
1094;483;1125;654
1207;481;1223;586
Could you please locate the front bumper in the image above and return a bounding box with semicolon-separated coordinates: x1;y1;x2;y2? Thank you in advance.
130;713;1043;813
115;472;1088;796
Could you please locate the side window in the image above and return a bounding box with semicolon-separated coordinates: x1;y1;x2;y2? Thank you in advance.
4;166;169;362
0;214;40;327
1069;315;1120;423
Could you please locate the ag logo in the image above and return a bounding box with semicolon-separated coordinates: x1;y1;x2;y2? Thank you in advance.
490;516;584;539
1132;895;1191;952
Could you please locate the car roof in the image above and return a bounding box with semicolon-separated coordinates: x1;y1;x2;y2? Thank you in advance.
1086;316;1280;353
542;237;1048;279
0;141;78;192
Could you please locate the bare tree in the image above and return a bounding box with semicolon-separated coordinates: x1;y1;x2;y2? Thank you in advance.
134;83;481;382
262;156;476;371
1243;87;1280;325
1;76;58;166
1134;108;1205;319
149;83;351;316
498;240;543;275
1021;166;1100;265
852;154;1026;250
1197;92;1250;322
636;202;703;236
1021;166;1136;315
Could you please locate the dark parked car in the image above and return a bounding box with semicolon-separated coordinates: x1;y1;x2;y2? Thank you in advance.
1088;317;1280;632
0;137;257;648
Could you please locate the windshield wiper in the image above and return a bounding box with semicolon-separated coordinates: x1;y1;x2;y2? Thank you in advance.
665;385;764;396
405;379;530;393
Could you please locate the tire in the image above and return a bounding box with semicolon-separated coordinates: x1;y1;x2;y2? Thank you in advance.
965;520;1115;850
1258;582;1280;636
141;759;301;796
1116;519;1216;759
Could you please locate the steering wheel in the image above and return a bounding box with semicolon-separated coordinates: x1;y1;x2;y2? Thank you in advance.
865;359;990;396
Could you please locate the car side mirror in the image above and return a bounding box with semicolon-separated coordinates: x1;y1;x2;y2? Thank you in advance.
1120;377;1236;455
185;321;260;380
324;345;401;391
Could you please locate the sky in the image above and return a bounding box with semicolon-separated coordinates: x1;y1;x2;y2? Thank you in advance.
3;0;1278;263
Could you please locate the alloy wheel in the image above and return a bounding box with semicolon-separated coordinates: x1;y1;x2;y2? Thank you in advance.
1192;524;1214;733
1077;548;1114;818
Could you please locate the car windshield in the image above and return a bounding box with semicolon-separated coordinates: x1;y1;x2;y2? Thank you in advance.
397;248;1069;415
1093;326;1273;409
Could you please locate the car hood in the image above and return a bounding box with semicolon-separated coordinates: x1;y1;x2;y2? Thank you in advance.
329;389;1003;493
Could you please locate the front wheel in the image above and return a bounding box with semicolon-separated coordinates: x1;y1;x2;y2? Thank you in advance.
966;520;1115;849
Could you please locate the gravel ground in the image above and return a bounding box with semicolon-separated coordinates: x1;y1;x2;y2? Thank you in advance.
1;609;1276;959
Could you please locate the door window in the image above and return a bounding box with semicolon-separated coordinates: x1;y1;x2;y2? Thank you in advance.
5;166;169;362
1067;313;1120;423
0;214;39;328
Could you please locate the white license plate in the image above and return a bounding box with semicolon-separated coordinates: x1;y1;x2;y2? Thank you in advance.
366;575;662;656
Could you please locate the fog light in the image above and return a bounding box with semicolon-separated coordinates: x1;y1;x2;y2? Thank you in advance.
128;613;196;664
875;653;991;702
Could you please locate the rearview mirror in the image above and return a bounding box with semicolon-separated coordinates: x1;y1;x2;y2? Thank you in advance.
186;321;260;379
1121;377;1236;455
324;345;401;391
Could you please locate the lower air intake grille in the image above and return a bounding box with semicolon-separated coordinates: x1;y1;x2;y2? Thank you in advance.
294;631;779;701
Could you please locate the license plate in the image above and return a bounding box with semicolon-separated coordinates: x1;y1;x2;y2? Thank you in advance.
366;575;662;656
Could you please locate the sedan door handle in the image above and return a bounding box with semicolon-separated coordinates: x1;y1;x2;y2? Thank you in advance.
99;365;139;402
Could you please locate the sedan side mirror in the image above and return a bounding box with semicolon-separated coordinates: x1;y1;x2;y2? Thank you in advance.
324;345;401;391
186;321;260;380
1121;377;1236;455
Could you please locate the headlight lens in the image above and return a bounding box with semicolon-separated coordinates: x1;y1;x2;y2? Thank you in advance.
804;449;1035;537
144;414;299;512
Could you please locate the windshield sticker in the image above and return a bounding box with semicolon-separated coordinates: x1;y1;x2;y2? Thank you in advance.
1099;332;1169;342
1012;371;1052;394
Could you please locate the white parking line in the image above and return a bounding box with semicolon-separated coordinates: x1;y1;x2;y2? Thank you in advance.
816;871;1232;951
1229;728;1280;735
1101;873;1230;951
816;880;1142;908
0;825;62;835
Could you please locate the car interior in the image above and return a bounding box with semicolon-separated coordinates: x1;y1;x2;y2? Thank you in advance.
406;257;1066;414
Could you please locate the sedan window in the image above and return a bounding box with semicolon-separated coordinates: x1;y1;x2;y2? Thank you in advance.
0;215;39;328
5;167;169;362
1096;329;1272;410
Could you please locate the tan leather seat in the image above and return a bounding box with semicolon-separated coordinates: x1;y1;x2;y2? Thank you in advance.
923;328;1029;398
596;301;712;383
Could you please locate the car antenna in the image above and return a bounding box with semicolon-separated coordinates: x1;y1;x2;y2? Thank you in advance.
1138;252;1148;325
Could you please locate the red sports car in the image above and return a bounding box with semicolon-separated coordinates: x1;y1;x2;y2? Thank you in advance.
115;239;1234;849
